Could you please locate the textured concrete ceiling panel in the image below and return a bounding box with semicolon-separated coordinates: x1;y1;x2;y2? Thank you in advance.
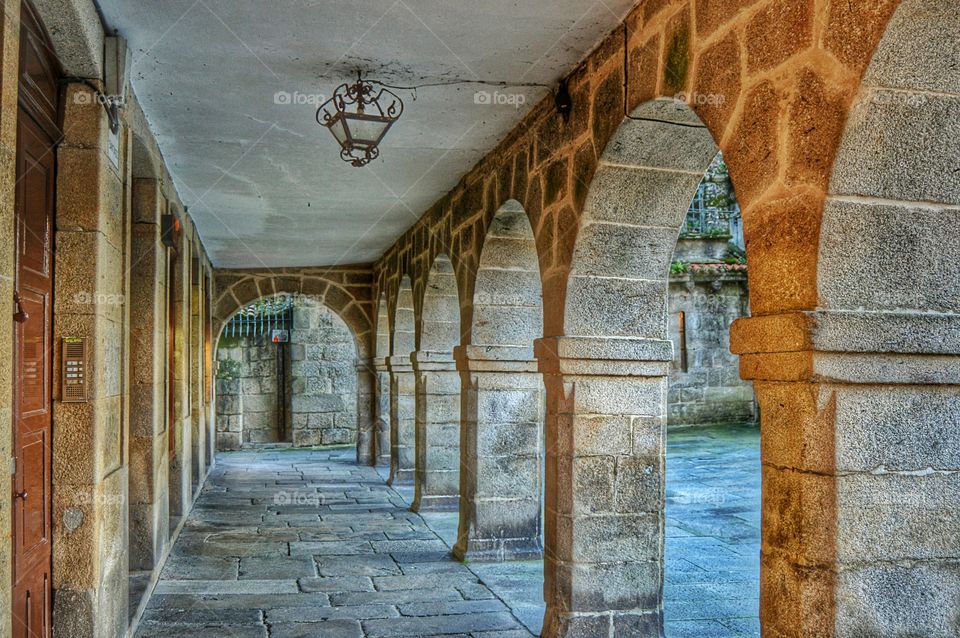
98;0;636;268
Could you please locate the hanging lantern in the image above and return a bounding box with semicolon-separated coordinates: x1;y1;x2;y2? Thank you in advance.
316;73;404;167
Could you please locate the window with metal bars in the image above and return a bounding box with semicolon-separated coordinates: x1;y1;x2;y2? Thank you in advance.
224;296;295;339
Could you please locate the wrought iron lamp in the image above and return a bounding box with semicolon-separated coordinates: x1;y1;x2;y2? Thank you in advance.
316;73;404;167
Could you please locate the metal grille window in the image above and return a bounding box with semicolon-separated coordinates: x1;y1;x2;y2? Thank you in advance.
224;296;295;339
681;152;743;247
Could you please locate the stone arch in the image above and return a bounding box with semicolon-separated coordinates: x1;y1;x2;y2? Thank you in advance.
387;276;417;484
750;1;960;635
418;254;461;352
469;200;544;353
540;98;724;635
454;200;546;562
391;276;416;358
212;270;372;361
411;254;463;511
564;99;719;339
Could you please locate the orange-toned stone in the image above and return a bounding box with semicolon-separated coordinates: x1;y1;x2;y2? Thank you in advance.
745;0;814;73
822;0;898;72
741;188;821;314
722;80;786;206
785;66;852;190
694;0;755;39
691;29;742;138
590;67;625;158
627;36;660;111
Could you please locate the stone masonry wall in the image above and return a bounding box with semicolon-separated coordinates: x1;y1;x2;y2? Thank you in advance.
668;272;756;427
289;297;358;447
216;338;281;449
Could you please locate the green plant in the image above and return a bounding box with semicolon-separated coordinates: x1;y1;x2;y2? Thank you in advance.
670;260;689;275
724;243;747;265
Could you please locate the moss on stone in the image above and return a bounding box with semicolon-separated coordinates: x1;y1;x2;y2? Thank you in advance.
664;24;690;95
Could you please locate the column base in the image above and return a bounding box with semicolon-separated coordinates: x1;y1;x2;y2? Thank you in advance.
453;536;544;562
410;494;459;512
542;606;662;637
388;469;415;485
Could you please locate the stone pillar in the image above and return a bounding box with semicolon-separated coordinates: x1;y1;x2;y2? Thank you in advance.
536;337;672;637
387;355;416;484
190;258;206;491
453;345;544;562
128;178;170;572
731;311;960;637
411;351;461;511
373;357;392;466
356;360;376;465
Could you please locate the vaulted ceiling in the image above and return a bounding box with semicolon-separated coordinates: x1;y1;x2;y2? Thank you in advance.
98;0;637;268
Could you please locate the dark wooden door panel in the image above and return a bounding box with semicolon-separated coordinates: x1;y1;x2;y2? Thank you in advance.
12;3;58;636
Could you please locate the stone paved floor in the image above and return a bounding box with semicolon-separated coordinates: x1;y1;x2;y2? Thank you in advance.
664;423;761;637
140;425;759;637
398;423;762;637
137;448;534;638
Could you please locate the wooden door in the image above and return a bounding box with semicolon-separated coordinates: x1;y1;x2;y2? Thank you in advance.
12;3;60;636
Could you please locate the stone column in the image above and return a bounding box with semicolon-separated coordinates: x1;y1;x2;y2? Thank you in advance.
355;360;376;465
536;336;672;637
411;351;461;511
453;345;544;562
387;355;416;484
731;311;960;637
373;357;392;467
128;178;170;572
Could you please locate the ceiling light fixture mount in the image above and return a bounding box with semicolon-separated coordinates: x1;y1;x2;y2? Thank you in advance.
316;72;404;167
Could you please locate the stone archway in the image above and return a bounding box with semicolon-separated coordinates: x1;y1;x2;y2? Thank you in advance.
212;268;374;459
455;200;546;562
214;294;359;450
539;98;720;636
411;253;462;511
732;1;960;635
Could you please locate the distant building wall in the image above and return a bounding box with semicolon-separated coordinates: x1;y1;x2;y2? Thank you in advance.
668;269;756;428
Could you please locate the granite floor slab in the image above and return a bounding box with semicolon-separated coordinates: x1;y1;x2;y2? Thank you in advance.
137;448;533;638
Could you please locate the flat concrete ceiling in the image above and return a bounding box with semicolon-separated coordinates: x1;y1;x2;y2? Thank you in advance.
98;0;636;268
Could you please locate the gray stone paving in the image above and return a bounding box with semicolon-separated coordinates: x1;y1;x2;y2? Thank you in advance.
665;423;761;637
141;426;759;637
138;448;533;638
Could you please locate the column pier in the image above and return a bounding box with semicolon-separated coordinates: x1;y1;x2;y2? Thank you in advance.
731;311;960;638
411;351;461;512
536;336;673;637
387;355;416;485
373;357;392;467
355;360;376;465
453;345;544;562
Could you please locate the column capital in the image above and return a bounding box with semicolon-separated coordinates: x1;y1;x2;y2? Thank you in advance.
386;355;413;373
453;344;538;373
732;311;960;384
410;350;457;372
534;336;673;377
